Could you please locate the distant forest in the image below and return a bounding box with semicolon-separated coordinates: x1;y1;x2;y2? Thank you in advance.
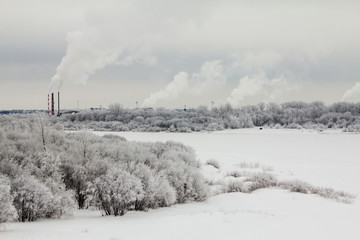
42;101;360;132
2;101;360;132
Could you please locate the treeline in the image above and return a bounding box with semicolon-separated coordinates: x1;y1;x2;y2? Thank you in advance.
0;110;46;115
0;116;208;223
50;101;360;132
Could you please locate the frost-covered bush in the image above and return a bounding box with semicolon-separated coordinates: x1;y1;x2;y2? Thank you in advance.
87;169;144;216
152;173;177;207
129;164;176;210
0;115;209;220
0;174;17;223
247;173;278;192
12;175;53;222
225;180;247;193
238;162;260;169
226;171;243;178
279;180;356;203
219;169;356;203
146;142;208;203
42;177;76;218
61;164;88;209
0;128;4;143
163;164;208;203
102;134;126;141
279;180;313;194
345;119;360;132
206;159;221;169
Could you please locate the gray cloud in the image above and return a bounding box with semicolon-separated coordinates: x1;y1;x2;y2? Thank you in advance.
48;1;360;90
1;0;360;109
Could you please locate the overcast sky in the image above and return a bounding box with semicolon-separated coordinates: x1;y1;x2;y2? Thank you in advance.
1;0;360;110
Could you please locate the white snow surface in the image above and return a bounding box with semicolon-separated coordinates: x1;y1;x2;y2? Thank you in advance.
1;128;360;240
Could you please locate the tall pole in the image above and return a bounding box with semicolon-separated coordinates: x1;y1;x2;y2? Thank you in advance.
51;93;55;115
57;92;60;116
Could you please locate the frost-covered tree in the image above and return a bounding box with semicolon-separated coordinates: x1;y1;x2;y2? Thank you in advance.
147;142;208;203
152;173;177;207
0;128;4;144
50;101;360;132
12;175;54;222
0;174;17;223
60;163;88;209
87;169;144;216
109;103;123;118
129;164;176;210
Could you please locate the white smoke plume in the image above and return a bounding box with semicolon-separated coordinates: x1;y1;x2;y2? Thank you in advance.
48;1;227;95
142;72;189;107
342;82;360;102
49;31;121;92
48;1;173;92
226;72;294;107
48;29;157;92
142;60;225;107
190;60;226;94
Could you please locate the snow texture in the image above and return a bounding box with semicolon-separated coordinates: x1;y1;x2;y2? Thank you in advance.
1;129;360;240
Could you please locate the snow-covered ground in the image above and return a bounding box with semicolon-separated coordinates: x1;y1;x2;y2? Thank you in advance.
2;128;360;240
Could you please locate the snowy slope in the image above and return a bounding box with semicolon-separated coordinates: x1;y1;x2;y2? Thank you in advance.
2;190;359;240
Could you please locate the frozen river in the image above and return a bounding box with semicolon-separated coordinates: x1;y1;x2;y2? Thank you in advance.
94;128;360;194
2;128;360;240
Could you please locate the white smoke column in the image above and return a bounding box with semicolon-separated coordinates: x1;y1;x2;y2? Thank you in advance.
142;60;226;107
48;1;199;93
142;72;189;107
49;31;122;91
226;72;293;106
342;82;360;102
191;60;226;94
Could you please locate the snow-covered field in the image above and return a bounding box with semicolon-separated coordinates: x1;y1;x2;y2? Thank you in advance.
2;128;360;240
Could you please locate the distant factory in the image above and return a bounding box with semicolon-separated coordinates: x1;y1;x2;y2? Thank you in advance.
48;92;61;116
47;92;103;116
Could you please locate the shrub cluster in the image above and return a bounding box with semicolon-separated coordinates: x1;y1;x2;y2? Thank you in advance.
223;172;355;203
0;115;208;223
205;159;221;169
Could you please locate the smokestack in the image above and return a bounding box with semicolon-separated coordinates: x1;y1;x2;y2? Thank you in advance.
51;93;55;115
57;92;60;116
48;94;50;115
